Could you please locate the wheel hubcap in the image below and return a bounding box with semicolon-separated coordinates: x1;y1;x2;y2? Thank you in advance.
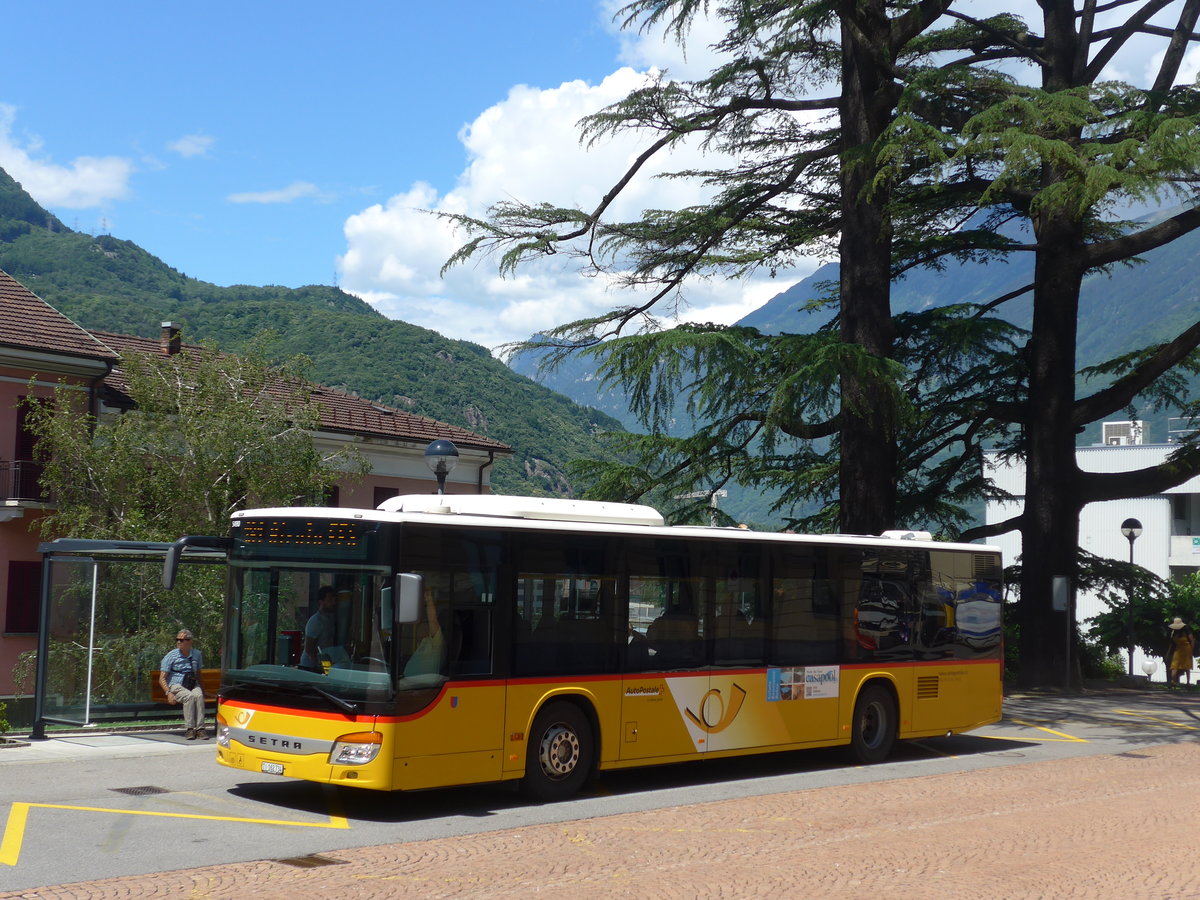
862;702;884;748
539;723;580;779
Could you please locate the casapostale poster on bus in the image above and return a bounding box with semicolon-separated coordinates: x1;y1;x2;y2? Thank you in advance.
766;665;840;701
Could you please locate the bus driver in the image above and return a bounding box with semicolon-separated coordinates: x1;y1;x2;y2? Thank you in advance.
403;589;445;677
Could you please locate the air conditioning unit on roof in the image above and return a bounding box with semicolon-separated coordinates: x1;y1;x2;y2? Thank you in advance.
1102;420;1145;446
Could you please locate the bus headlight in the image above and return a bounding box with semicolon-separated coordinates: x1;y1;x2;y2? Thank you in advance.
330;731;383;766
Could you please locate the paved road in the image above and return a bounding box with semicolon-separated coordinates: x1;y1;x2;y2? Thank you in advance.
3;688;1200;899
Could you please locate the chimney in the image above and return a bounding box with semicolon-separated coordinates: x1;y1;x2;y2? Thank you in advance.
160;322;181;356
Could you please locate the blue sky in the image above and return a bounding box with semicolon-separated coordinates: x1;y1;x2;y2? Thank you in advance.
5;0;750;350
1;1;1189;351
3;2;620;278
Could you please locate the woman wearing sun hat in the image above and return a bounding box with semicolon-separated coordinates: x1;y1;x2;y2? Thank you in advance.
1167;618;1194;686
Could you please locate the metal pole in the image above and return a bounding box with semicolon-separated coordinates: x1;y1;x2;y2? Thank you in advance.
1127;537;1135;676
31;555;53;740
1120;518;1142;678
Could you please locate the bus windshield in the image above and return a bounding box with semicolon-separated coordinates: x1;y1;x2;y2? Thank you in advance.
223;562;447;712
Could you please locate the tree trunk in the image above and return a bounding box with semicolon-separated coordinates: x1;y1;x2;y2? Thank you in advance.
1017;205;1085;688
837;0;898;536
1013;5;1088;688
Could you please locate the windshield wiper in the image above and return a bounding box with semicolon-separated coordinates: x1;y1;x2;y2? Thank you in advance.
310;684;358;715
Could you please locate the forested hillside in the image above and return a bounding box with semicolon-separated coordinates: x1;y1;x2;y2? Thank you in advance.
0;167;622;497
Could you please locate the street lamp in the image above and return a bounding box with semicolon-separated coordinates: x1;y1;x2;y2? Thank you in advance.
675;489;729;527
424;439;459;498
1121;517;1143;676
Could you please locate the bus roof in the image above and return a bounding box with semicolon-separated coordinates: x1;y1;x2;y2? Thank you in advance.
380;493;666;526
231;494;1000;554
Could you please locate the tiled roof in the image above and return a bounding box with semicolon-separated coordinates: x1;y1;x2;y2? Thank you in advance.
0;269;117;361
90;330;511;454
0;267;507;452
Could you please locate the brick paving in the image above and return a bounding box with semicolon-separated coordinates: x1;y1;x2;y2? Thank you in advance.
5;739;1200;899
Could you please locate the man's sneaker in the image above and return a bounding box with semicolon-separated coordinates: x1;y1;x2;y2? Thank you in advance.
186;728;197;740
196;729;208;740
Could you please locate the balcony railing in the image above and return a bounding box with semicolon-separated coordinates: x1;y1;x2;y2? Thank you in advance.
0;459;48;502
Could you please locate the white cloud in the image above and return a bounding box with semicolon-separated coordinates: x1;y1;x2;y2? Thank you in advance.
1144;42;1200;86
0;104;133;208
167;133;215;158
227;181;324;204
339;66;815;352
601;0;731;80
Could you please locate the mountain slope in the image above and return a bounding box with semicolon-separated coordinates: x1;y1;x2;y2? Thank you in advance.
0;169;622;497
743;228;1199;378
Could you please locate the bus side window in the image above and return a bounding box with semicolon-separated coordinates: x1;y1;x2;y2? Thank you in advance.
770;548;840;665
643;578;703;669
713;568;764;666
446;569;494;676
514;574;618;675
450;607;492;675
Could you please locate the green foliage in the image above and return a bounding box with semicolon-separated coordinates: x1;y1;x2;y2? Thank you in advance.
570;303;1025;535
959;81;1200;221
0;168;66;234
25;341;366;542
1084;554;1178;663
1077;638;1126;682
0;700;8;734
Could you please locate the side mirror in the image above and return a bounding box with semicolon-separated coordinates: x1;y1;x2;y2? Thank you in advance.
163;541;184;590
395;573;422;625
162;535;230;589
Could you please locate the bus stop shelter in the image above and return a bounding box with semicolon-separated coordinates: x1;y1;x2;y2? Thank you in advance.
32;537;228;739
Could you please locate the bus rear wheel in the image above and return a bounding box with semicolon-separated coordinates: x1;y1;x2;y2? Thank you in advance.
521;701;593;802
849;683;896;765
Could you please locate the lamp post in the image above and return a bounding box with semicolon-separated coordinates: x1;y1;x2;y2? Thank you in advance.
1120;517;1143;676
424;439;459;498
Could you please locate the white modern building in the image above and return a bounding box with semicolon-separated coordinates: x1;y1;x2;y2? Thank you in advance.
984;420;1200;680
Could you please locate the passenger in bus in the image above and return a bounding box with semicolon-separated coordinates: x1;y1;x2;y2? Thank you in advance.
626;624;651;667
648;602;699;643
403;589;445;677
159;629;206;740
300;586;338;671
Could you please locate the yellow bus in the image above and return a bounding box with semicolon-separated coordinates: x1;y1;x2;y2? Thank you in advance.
200;493;1002;801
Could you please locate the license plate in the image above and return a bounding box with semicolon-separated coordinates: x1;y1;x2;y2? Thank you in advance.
261;762;284;776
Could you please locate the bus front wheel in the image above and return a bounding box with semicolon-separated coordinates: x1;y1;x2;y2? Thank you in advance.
849;683;896;765
521;701;593;802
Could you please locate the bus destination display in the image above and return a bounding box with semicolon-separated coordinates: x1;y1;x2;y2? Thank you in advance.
234;518;375;558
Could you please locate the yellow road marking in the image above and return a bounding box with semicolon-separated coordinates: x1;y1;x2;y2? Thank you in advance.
976;734;1060;743
1114;709;1198;730
0;803;29;867
1008;719;1088;742
0;801;348;867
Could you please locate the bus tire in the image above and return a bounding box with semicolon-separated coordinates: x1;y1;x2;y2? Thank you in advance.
521;700;593;802
849;682;896;765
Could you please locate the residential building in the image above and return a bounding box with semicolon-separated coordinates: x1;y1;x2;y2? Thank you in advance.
984;422;1200;680
0;269;511;698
